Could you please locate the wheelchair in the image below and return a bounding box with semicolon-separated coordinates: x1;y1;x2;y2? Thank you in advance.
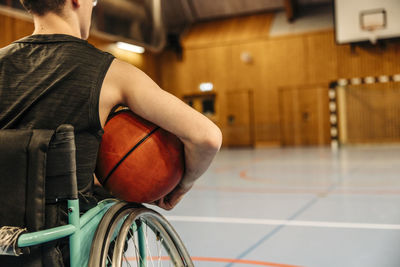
0;125;193;267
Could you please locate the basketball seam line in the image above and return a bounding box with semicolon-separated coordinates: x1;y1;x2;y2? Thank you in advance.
101;126;160;186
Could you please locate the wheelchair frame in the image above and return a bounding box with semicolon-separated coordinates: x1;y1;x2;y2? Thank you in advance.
17;198;112;267
16;198;194;267
16;198;155;267
1;125;193;267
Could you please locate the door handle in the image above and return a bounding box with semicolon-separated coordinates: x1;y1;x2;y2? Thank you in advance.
228;115;235;124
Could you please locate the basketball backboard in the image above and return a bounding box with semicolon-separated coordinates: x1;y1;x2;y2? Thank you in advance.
334;0;400;44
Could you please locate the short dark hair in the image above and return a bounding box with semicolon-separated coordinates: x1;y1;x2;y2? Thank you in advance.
20;0;67;16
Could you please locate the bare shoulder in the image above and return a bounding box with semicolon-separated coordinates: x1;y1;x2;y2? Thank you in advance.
99;58;163;127
106;58;147;87
98;59;127;127
104;58;159;102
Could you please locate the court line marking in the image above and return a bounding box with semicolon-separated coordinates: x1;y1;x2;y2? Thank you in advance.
166;216;400;230
191;257;303;267
126;256;302;267
194;185;400;195
225;197;320;267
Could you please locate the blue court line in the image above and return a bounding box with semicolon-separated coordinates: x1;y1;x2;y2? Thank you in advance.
225;184;337;267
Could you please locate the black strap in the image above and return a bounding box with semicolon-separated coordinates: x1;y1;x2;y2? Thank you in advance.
46;125;78;202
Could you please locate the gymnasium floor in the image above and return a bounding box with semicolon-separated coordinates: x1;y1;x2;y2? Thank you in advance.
154;145;400;267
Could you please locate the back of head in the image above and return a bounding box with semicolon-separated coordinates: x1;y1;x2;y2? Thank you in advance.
20;0;66;16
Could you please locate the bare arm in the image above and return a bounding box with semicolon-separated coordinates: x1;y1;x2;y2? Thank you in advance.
100;59;222;209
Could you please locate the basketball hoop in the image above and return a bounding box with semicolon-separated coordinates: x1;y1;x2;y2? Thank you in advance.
360;8;386;44
365;26;379;44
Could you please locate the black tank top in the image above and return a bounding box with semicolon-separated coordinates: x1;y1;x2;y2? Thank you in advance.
0;34;115;204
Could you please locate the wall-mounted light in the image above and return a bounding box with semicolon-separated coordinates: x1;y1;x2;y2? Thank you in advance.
116;42;145;54
199;82;214;92
240;51;253;64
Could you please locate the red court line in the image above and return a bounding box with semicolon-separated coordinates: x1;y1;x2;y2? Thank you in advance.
191;256;303;267
126;256;302;267
240;170;276;183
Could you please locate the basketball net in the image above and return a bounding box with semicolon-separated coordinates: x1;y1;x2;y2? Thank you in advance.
362;25;381;45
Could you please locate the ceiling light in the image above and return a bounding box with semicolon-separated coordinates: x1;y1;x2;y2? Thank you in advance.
199;83;213;92
116;42;145;54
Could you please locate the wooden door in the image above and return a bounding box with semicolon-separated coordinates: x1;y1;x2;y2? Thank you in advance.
279;85;330;146
225;90;254;146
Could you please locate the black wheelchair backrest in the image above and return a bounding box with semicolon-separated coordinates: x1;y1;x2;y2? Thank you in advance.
0;125;77;262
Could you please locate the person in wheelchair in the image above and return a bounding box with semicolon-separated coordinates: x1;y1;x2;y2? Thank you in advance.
0;0;222;266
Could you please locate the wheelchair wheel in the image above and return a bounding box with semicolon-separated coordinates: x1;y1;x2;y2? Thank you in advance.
88;202;193;267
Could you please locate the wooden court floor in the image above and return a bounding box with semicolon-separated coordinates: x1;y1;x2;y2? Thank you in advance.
154;145;400;267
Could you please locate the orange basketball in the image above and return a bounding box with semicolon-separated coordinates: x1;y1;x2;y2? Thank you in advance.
95;110;185;203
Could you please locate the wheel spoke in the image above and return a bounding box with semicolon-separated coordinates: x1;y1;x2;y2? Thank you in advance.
156;232;163;267
132;228;142;265
143;222;156;267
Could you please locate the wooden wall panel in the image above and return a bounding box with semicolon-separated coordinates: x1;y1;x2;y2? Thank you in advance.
337;45;385;78
183;48;212;93
182;13;274;48
299;85;330;145
279;85;330;146
253;89;281;145
0;15;17;47
0;8;33;47
381;42;400;75
12;18;34;40
224;90;254;146
165;46;231;132
279;87;298;145
160;48;211;96
230;41;281;144
255;37;308;144
263;36;307;87
160;51;179;98
206;46;232;131
230;42;263;90
305;30;338;84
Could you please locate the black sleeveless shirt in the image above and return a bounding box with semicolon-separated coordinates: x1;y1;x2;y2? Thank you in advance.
0;34;115;203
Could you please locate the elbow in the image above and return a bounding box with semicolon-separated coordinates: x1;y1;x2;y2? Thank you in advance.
181;122;222;154
203;125;223;153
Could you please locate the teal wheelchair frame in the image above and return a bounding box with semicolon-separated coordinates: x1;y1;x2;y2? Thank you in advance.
18;198;114;267
17;197;194;267
0;125;193;267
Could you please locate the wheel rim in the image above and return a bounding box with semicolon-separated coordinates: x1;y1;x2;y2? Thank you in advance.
111;209;191;267
89;203;193;267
